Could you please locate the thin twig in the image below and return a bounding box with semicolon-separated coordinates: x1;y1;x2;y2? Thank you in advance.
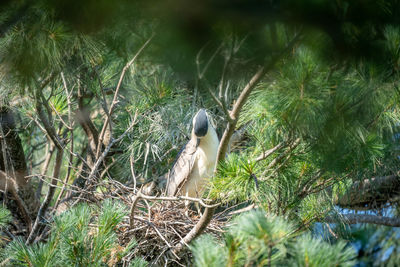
255;141;285;162
97;34;154;158
133;193;219;209
129;191;141;229
26;148;63;245
73;111;139;206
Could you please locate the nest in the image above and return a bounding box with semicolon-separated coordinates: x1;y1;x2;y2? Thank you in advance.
117;200;225;266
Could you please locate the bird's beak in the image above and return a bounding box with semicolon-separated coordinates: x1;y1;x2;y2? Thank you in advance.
196;138;200;147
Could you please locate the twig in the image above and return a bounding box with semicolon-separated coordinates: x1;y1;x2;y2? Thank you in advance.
73;111;138;206
266;138;300;170
135;193;219;209
97;34;154;158
255;141;285;162
324;213;400;227
26;148;63;245
35;142;55;200
129;191;141;229
130;155;137;191
54;72;74;210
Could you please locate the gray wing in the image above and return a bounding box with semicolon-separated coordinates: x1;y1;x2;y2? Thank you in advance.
166;138;197;196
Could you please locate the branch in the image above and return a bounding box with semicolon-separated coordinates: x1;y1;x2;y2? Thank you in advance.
97;34;154;158
35;143;55;200
54;72;75;209
74;112;138;204
324;214;400;227
255;141;285;162
216;66;265;163
216;30;303;163
26;148;63;245
129;191;141;229
336;175;400;210
88;112;138;183
132;193;219;209
266;138;301;170
34;76;64;150
172;206;216;255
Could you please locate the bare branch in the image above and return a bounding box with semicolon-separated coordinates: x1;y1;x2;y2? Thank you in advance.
216;31;303;164
324;213;400;227
54;73;75;209
130;155;137;191
336;175;400;210
133;193;219;209
172;206;216;255
97;34;154;158
74;111;139;205
255;141;285;162
35;142;55;200
266;138;301;170
129;191;141;229
26;148;63;245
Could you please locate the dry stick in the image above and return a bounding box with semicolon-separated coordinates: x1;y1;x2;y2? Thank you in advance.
130;155;137;191
54;73;74;209
96;34;154;159
131;193;219;209
35;142;55;200
128;192;220;255
255;141;285;162
134;217;181;260
324;214;400;227
26;148;63;245
129;191;142;229
73;112;138;206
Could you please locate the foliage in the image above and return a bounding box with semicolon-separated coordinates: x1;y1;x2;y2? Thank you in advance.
0;206;11;228
191;210;356;267
2;200;142;266
0;0;399;266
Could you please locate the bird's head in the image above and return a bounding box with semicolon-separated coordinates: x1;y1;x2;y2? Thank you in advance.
192;109;212;146
193;109;209;137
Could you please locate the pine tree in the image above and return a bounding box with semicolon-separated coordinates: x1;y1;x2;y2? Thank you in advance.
0;0;399;266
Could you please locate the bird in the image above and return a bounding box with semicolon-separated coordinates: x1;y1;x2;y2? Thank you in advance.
166;109;219;207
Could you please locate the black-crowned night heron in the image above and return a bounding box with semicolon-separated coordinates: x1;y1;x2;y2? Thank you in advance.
166;109;219;205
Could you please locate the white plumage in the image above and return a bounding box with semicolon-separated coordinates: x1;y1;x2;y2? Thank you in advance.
166;109;219;199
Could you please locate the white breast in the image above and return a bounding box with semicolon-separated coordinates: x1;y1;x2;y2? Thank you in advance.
181;126;219;198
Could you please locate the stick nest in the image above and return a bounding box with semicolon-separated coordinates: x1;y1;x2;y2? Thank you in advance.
117;200;225;265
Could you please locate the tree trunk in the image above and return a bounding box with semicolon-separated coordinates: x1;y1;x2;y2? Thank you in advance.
0;106;39;216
